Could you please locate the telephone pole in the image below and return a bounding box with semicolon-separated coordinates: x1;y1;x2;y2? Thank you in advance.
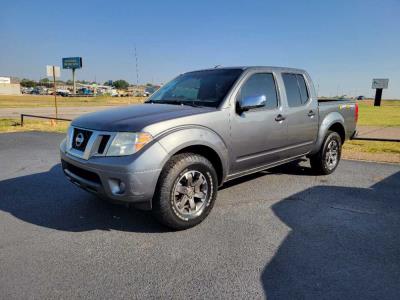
134;46;139;87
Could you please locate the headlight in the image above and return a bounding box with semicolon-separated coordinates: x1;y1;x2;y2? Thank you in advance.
106;132;153;156
66;126;73;147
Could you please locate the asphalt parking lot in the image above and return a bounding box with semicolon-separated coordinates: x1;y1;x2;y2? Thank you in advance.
0;132;399;299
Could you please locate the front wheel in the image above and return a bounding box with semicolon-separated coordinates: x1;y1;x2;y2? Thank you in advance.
310;131;342;175
152;153;218;230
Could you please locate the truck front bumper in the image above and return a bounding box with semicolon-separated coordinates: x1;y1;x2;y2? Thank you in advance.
60;146;162;209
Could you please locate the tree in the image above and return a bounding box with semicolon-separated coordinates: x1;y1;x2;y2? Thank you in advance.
20;78;37;88
77;80;90;84
39;78;50;83
113;80;130;89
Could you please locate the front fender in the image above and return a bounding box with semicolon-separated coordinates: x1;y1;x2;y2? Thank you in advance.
156;125;229;180
311;112;345;155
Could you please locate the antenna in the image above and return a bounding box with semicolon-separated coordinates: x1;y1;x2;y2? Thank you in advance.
134;45;139;86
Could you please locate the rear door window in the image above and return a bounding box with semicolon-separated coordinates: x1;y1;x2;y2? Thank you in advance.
282;73;309;107
296;74;309;103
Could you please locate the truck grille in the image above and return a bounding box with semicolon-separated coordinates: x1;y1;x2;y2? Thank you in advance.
67;127;114;160
72;128;92;152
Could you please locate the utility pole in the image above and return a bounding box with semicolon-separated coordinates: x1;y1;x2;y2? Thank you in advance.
134;46;139;87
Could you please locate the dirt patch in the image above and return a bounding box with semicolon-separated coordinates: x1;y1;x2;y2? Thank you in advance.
342;150;400;164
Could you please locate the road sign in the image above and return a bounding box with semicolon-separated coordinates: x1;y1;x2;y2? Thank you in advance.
62;57;82;69
46;65;60;77
62;57;82;94
372;78;389;106
372;79;389;89
45;65;60;120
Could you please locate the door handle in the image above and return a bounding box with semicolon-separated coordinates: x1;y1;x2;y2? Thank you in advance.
307;110;316;117
275;114;286;122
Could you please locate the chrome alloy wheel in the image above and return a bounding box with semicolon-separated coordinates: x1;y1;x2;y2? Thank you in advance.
172;170;209;219
325;139;339;170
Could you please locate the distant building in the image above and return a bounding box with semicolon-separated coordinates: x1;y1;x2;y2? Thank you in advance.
0;76;21;95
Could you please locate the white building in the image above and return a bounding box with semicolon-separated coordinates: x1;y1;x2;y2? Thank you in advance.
0;76;21;95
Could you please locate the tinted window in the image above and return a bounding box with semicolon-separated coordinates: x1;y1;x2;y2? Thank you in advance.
239;73;278;109
170;78;200;100
282;73;302;107
296;74;309;103
148;69;243;107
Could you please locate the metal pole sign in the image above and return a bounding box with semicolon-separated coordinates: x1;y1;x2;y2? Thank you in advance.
62;57;82;94
372;78;389;106
46;65;61;121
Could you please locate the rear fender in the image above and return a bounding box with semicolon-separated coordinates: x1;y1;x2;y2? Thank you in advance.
311;112;345;155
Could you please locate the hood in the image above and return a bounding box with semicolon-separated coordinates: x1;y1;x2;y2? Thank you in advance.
71;103;214;132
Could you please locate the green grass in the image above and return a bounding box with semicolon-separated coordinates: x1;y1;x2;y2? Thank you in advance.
344;140;400;154
357;100;400;127
0;118;69;133
0;95;146;108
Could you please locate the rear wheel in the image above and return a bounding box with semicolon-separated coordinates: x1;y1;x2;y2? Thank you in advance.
152;153;218;230
310;131;342;175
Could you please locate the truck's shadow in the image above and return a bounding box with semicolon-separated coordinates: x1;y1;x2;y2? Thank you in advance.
0;164;166;233
261;170;400;299
0;160;310;233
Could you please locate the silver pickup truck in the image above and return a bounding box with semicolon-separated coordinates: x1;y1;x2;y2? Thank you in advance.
60;66;358;229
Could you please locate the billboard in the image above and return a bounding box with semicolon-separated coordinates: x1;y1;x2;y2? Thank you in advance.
372;79;389;89
62;57;82;69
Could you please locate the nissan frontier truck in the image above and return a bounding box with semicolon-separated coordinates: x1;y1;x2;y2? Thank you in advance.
60;66;358;229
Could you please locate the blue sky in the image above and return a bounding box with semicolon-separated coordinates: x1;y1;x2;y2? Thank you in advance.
1;0;399;98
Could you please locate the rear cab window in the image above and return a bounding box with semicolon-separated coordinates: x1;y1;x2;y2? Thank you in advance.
282;73;309;107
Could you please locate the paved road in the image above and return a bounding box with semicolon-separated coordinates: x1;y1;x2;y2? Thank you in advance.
0;132;399;299
0;106;116;119
356;125;400;140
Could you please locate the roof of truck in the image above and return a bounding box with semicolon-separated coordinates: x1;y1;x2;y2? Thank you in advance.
189;66;307;73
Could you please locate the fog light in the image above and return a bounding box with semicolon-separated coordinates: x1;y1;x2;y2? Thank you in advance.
109;179;126;195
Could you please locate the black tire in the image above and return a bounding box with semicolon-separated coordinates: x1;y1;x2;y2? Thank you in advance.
310;131;342;175
152;153;218;230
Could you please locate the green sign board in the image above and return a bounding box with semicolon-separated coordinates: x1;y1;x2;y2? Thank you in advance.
62;57;82;69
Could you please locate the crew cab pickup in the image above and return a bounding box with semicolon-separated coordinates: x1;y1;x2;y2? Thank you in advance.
60;66;358;229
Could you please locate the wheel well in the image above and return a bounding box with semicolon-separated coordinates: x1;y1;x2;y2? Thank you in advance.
328;123;345;143
175;145;224;185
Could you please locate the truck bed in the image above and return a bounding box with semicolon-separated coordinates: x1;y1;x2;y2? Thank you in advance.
317;98;357;140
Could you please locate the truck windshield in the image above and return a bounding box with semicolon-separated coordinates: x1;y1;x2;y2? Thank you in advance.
147;69;243;107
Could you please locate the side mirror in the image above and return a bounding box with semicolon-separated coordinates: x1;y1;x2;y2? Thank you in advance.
238;95;267;112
